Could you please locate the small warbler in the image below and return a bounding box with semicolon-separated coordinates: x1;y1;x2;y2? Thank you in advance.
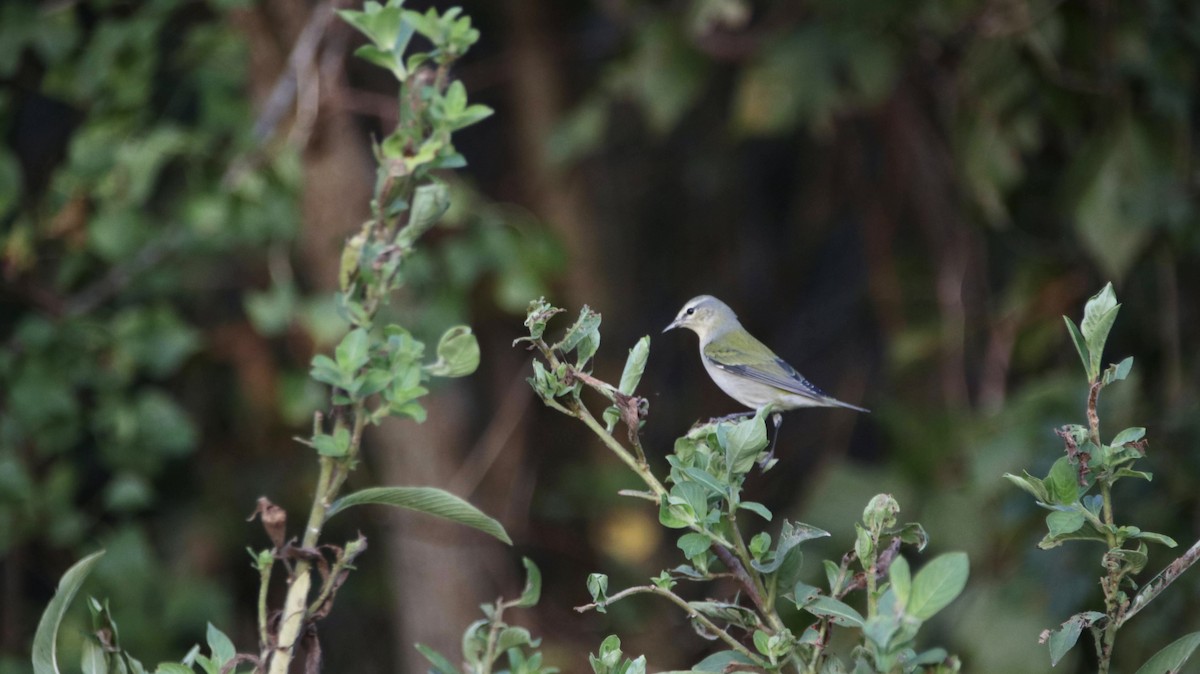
664;295;868;443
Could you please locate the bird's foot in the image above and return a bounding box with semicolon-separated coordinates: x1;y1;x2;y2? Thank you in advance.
757;412;784;471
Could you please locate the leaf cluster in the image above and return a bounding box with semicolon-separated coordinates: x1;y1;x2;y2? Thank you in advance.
1006;283;1200;672
520;300;967;673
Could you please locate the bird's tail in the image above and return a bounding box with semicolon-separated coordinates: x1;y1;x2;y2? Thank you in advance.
828;397;870;413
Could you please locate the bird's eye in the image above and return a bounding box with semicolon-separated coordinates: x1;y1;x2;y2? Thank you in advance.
686;307;695;315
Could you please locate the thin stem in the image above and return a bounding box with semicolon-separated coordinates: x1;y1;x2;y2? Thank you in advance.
573;400;667;498
1100;482;1117;547
480;600;506;674
806;621;830;674
727;515;782;633
712;545;768;617
1119;536;1200;628
576;585;770;669
1087;380;1102;448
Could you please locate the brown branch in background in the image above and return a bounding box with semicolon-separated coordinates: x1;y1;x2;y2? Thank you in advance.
252;1;338;143
224;0;345;189
712;545;767;616
449;365;535;496
63;229;188;318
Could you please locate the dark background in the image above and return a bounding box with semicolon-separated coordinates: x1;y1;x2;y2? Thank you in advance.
2;0;1199;672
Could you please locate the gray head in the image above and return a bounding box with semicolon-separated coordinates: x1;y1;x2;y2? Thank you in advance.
663;295;741;340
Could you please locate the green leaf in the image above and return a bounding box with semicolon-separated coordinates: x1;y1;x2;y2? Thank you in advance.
751;520;829;590
1063;317;1091;379
790;581;821;607
1038;528;1110;549
1131;531;1178;547
907;552;969;621
739;501;772;521
80;639;107;674
334;328;371;373
398;182;451;246
1046;510;1086;538
1045;456;1081;505
1003;471;1051;503
1102;356;1134;385
327;486;511;544
604;336;652;431
513;557;542;608
152;664;194;674
1133;631;1200;674
670;482;709;525
494;626;535;653
205;624;235;668
555;306;602;365
677;533;712;560
587;573;609;613
1080;284;1120;380
1047;612;1103;665
426;326;479;377
312;426;351;457
689;651;756;673
803;595;864;627
33;550;106;674
1113;468;1153;482
416;644;461;674
721;410;768;475
887;522;930;552
889;555;911;609
752;630;771;656
1111;427;1146;446
618;336;650;395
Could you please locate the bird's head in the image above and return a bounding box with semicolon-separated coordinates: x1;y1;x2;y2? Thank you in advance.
663;295;740;340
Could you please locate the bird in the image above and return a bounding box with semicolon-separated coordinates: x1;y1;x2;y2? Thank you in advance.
664;295;868;462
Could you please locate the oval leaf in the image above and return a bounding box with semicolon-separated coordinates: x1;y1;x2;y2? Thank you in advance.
426;326;480;378
328;486;511;544
1134;631;1200;674
33;550;106;674
804;595;865;627
618;336;651;395
908;552;969;621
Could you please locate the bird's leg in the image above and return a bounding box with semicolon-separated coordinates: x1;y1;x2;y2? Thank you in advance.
759;412;783;468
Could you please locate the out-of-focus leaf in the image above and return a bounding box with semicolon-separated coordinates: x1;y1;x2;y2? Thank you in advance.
33;551;106;674
1133;631;1200;674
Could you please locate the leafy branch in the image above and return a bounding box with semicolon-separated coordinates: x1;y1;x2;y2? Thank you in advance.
30;3;509;674
518;299;966;673
1008;283;1200;672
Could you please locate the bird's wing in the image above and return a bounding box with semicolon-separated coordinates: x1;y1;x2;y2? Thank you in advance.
703;338;831;402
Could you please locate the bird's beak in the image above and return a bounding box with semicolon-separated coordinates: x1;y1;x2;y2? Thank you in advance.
662;318;680;333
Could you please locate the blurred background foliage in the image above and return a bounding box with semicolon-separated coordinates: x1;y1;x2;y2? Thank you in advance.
2;0;1199;673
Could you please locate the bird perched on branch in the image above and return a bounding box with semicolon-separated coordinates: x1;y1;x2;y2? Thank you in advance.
664;295;868;462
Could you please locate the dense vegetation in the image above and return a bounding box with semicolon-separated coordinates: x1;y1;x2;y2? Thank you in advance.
4;0;1200;672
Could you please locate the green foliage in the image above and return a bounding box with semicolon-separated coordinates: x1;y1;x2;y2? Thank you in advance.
327;486;510;544
521;300;966;673
421;559;559;674
30;3;508;674
2;0;290;659
588;636;645;674
1008;284;1199;673
1132;632;1200;674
